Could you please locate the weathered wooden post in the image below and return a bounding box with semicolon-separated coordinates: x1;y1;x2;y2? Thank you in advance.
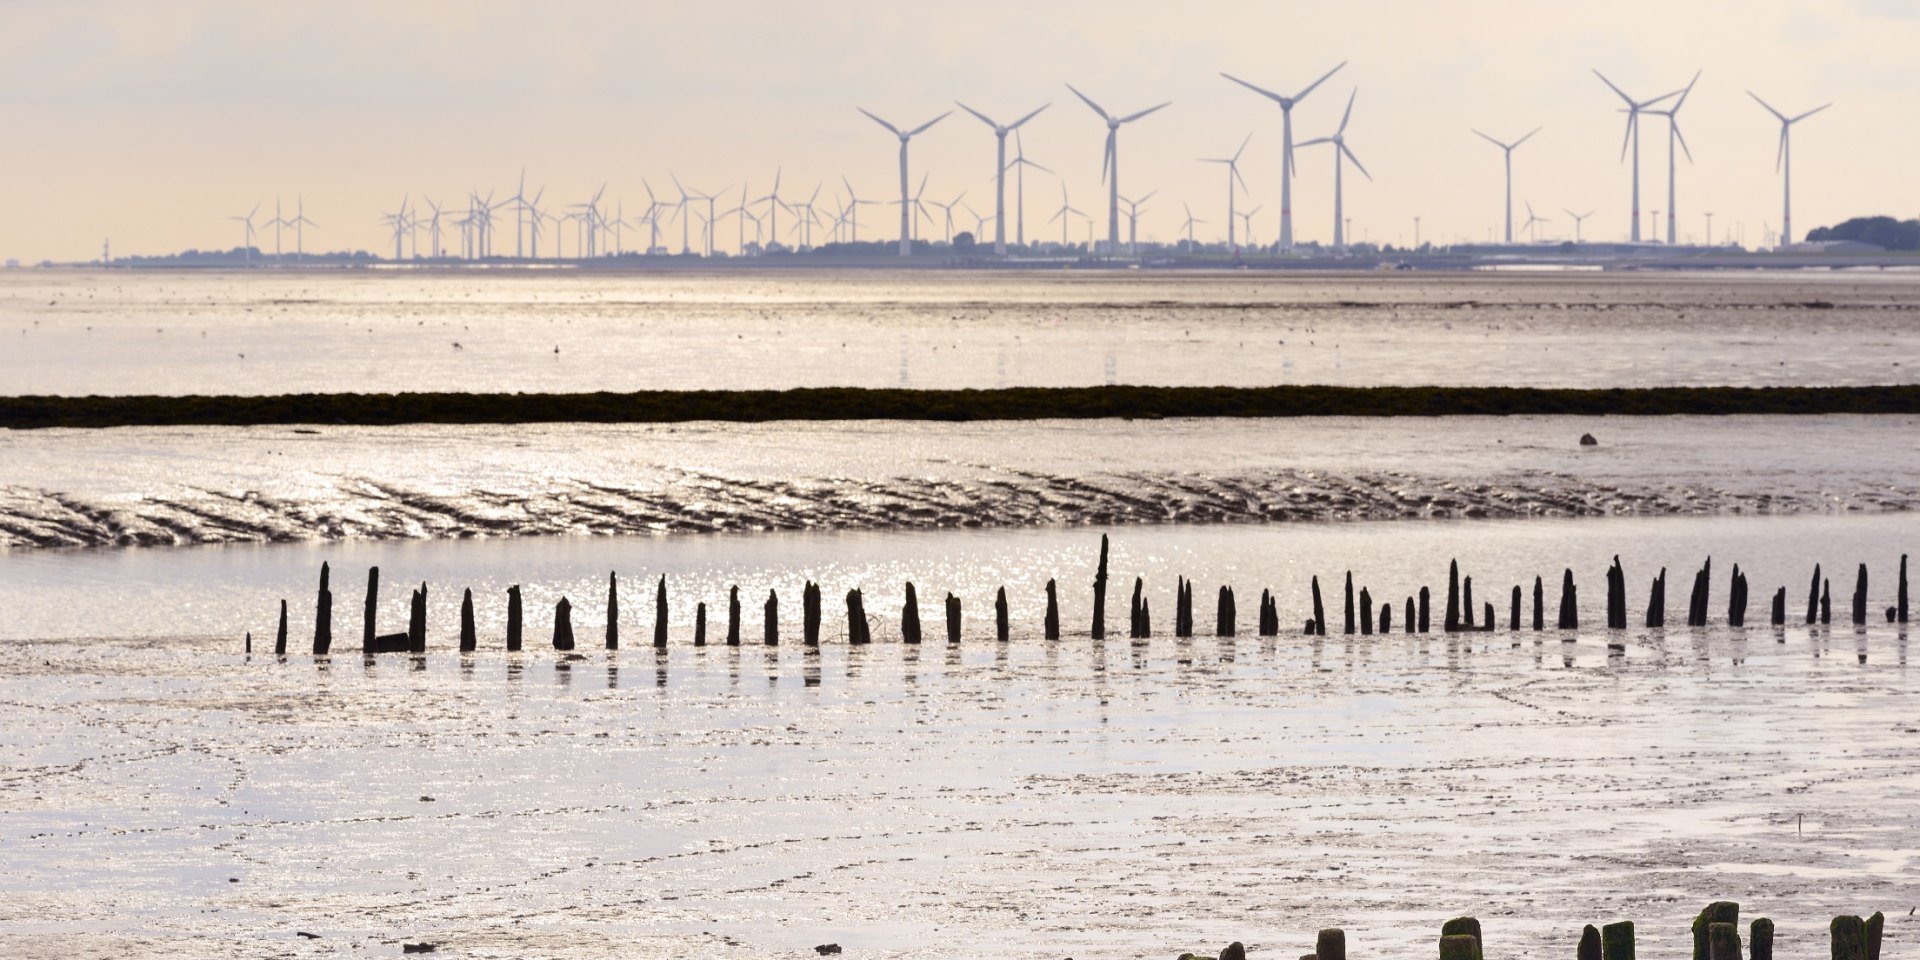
1179;578;1194;637
1045;579;1060;640
1482;601;1494;631
1821;578;1832;624
605;573;620;649
1440;917;1483;960
408;584;427;653
362;565;380;655
902;582;922;645
803;580;821;647
847;589;870;645
1771;588;1786;626
694;601;708;646
1091;534;1110;640
274;599;288;656
245;631;251;655
459;588;476;652
945;593;961;644
1865;911;1883;960
1510;585;1522;631
763;589;779;645
1311;576;1327;636
1129;577;1145;639
1532;575;1545;631
1379;602;1391;634
1899;555;1909;623
1830;915;1867;960
996;586;1009;642
1258;588;1274;636
1602;921;1635;960
1852;563;1868;625
1694;901;1739;960
1708;923;1741;960
1439;936;1479;960
1579;925;1602;960
1405;595;1416;634
552;596;575;650
1358;587;1373;635
1807;564;1822;624
1463;576;1475;629
725;583;741;645
1750;919;1773;960
1343;572;1356;635
1445;560;1461;633
1139;597;1151;638
313;562;333;655
1648;568;1667;628
1558;569;1578;630
1217;585;1235;636
654;576;669;649
506;585;523;651
1317;928;1346;960
1730;566;1748;627
1607;556;1626;629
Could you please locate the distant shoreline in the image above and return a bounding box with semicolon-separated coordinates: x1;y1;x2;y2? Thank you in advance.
7;385;1920;429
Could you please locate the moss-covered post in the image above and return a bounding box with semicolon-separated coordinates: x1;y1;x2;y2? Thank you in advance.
506;585;522;651
1439;936;1478;960
1864;912;1883;960
995;586;1009;642
1694;902;1740;960
313;562;332;655
1091;533;1109;641
1317;928;1346;960
552;596;574;650
1709;923;1742;960
1441;917;1483;960
1830;915;1867;960
1045;578;1060;640
459;588;476;652
1750;919;1773;960
902;582;922;645
1579;925;1602;960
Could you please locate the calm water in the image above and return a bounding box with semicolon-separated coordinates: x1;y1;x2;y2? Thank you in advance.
5;268;1920;394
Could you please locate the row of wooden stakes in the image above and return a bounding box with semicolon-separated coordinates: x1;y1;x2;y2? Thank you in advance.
246;536;1913;655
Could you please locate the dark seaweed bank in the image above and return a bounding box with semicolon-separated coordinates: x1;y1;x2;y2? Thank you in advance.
7;384;1920;429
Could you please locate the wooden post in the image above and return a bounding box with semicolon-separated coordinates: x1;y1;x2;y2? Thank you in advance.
1648;568;1667;628
902;582;922;645
1821;578;1831;624
1750;919;1773;960
1439;936;1479;960
1129;576;1144;639
1418;586;1431;633
1482;601;1493;631
1510;586;1521;631
1830;915;1867;960
1708;924;1741;960
1807;564;1822;624
1317;928;1346;960
1405;596;1416;634
552;596;574;650
1044;578;1060;640
996;586;1009;642
605;572;619;649
1139;597;1151;638
245;631;251;655
1865;911;1883;960
1899;555;1909;623
1602;921;1635;960
1343;571;1356;635
1771;587;1786;626
506;585;522;652
1217;585;1234;636
408;584;426;653
1852;563;1868;625
459;588;476;652
274;599;288;656
1730;566;1748;627
362;565;379;654
1379;602;1391;634
803;580;821;647
727;585;741;646
1445;559;1461;633
654;576;669;649
764;589;779;646
1532;576;1544;631
1463;575;1475;629
313;562;332;655
1579;926;1602;960
847;588;869;645
1091;534;1109;640
1311;576;1327;636
1440;917;1482;960
945;592;961;644
1694;902;1740;960
1179;578;1194;637
1607;556;1625;629
1258;588;1274;636
1558;569;1578;630
694;601;708;647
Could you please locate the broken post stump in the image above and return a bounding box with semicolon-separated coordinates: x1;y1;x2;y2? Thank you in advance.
460;588;476;652
1831;915;1867;960
362;565;380;655
313;562;332;655
1129;577;1145;639
408;584;426;654
803;580;821;646
1771;588;1786;626
764;589;779;646
1532;576;1545;631
1603;921;1635;960
1379;602;1391;634
1694;902;1740;960
1708;923;1742;960
1445;559;1461;633
1091;533;1109;641
1419;586;1431;633
1730;566;1748;627
1344;572;1356;635
1821;579;1832;624
1440;917;1483;960
1217;585;1235;636
1865;912;1883;960
606;573;620;650
1580;925;1602;960
552;596;574;650
1558;569;1578;630
1045;579;1060;640
1439;936;1479;960
1750;919;1773;960
728;585;742;646
1317;928;1346;960
506;585;522;652
945;593;961;644
996;586;1009;642
1311;576;1327;637
1648;568;1667;628
694;601;708;647
846;589;870;645
1807;564;1822;624
655;576;669;649
1852;563;1868;626
902;582;922;645
1405;596;1416;634
1359;587;1373;635
1510;585;1521;631
274;599;288;656
1899;555;1909;623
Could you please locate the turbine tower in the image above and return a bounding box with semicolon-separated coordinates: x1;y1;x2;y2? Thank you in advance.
1049;182;1087;248
1297;90;1371;251
1220;61;1345;252
1004;131;1052;248
858;107;950;256
1644;72;1702;245
954;101;1049;255
229;203;260;265
1594;70;1679;243
1118;190;1155;256
1199;133;1253;250
1065;84;1170;256
1748;92;1831;248
1472;127;1540;243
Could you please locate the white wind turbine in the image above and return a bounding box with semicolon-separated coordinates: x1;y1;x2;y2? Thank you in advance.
229;203;260;265
1004;130;1052;249
1520;202;1550;244
954;100;1049;255
1065;84;1170;255
753;169;788;252
840;175;884;244
379;197;407;262
858;107;951;256
266;197;286;260
929;190;968;245
1235;204;1264;250
1594;70;1680;243
1199;132;1253;250
1118;191;1155;256
1297;89;1371;251
1748;91;1831;248
1049;182;1087;248
1220;61;1345;252
1564;208;1595;243
424;199;444;259
1643;72;1701;245
1179;202;1206;248
290;197;316;259
1471;126;1540;243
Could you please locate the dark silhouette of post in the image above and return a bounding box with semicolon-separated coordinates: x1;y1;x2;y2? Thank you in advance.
1217;585;1235;636
362;565;380;654
605;573;620;649
1343;572;1356;635
1852;563;1868;625
1806;564;1822;624
459;588;476;652
1379;602;1391;634
654;576;669;648
1647;568;1667;628
1445;560;1461;632
552;596;574;650
274;599;288;656
803;580;821;647
764;589;779;645
995;586;1009;642
945;592;961;644
727;585;741;646
1358;587;1373;635
1405;595;1416;634
1463;575;1475;629
847;588;870;645
1091;534;1109;640
1580;926;1601;960
1309;576;1326;635
1558;569;1577;630
694;601;708;646
506;585;523;651
1044;579;1060;640
313;562;332;655
1603;921;1635;960
1750;919;1773;960
1729;566;1748;627
902;582;922;644
1771;587;1786;626
1532;576;1544;631
408;583;426;653
1129;576;1145;639
1899;555;1910;623
1509;585;1521;631
1418;586;1431;633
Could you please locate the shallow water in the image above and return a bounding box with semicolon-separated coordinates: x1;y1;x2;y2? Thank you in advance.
0;518;1914;959
7;269;1920;395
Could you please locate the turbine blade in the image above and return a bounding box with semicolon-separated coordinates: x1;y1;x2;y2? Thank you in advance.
1792;102;1832;123
858;107;903;136
1101;130;1114;183
1619;114;1634;163
1342;143;1371;181
907;111;951;137
1009;103;1050;129
954;101;998;128
1776;129;1787;172
1337;89;1356;133
1297;137;1330;147
1592;69;1633;105
1295;61;1347;101
1514;126;1542;148
1673;121;1694;163
1747;91;1788;123
1233;131;1253;162
1065;83;1111;120
1219;72;1285;104
1472;129;1506;149
1672;70;1702;112
1118;101;1170;124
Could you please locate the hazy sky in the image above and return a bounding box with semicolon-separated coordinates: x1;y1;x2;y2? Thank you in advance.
3;0;1917;261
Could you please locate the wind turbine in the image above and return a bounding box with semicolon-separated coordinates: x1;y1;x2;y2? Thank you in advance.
858;107;950;256
753;169;788;252
378;197;406;263
1520;202;1550;244
1004;130;1052;249
1595;70;1680;243
290;197;316;259
1179;203;1206;248
1199;132;1253;250
424;199;444;259
1749;91;1831;248
1118;191;1155;256
1220;61;1345;252
1643;72;1701;245
841;175;884;244
897;173;933;243
266;197;286;260
1472;126;1540;243
1065;84;1170;255
511;169;530;258
1297;89;1371;251
229;203;260;265
1564;208;1595;243
1235;204;1264;250
954;100;1049;255
1049;182;1087;248
929;190;968;244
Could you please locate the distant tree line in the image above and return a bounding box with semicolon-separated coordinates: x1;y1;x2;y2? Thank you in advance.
1806;216;1920;251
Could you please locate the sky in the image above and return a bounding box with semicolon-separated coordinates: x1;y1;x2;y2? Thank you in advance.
2;0;1918;261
